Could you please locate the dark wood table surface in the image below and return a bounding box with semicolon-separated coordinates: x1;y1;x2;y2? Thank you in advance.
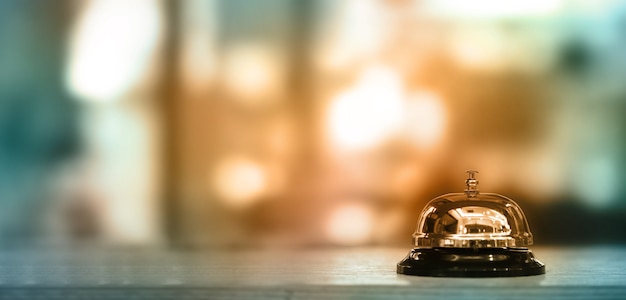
0;246;625;299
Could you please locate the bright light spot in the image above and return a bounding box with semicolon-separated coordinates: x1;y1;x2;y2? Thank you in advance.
212;157;267;208
66;0;161;102
424;0;563;18
451;40;495;70
223;44;282;104
449;28;508;71
327;66;404;150
404;92;446;148
327;204;374;245
572;155;618;208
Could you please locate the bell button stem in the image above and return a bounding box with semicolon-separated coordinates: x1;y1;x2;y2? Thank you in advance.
465;170;479;198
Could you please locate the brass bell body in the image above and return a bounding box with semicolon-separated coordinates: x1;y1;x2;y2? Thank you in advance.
397;171;545;277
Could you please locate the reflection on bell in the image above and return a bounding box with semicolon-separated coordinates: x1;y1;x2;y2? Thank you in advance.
397;170;545;277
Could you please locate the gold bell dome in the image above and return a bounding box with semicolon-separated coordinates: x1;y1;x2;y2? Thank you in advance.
397;170;545;277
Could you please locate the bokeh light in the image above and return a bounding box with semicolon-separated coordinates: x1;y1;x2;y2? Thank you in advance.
3;0;626;248
223;43;283;104
212;156;268;208
66;0;161;102
327;203;374;245
403;92;446;149
327;65;404;150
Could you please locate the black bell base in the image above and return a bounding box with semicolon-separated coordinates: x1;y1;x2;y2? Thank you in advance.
397;247;545;277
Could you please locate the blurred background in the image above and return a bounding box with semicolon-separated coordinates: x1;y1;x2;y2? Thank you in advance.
1;0;626;249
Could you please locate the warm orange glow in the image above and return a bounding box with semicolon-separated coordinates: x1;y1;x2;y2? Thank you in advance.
223;44;282;103
35;0;626;247
327;66;404;150
404;92;446;149
327;204;374;245
212;156;268;208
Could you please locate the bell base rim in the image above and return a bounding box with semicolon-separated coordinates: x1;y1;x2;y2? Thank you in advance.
397;247;545;277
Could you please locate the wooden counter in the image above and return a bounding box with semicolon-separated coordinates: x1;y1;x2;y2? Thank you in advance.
0;246;624;299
